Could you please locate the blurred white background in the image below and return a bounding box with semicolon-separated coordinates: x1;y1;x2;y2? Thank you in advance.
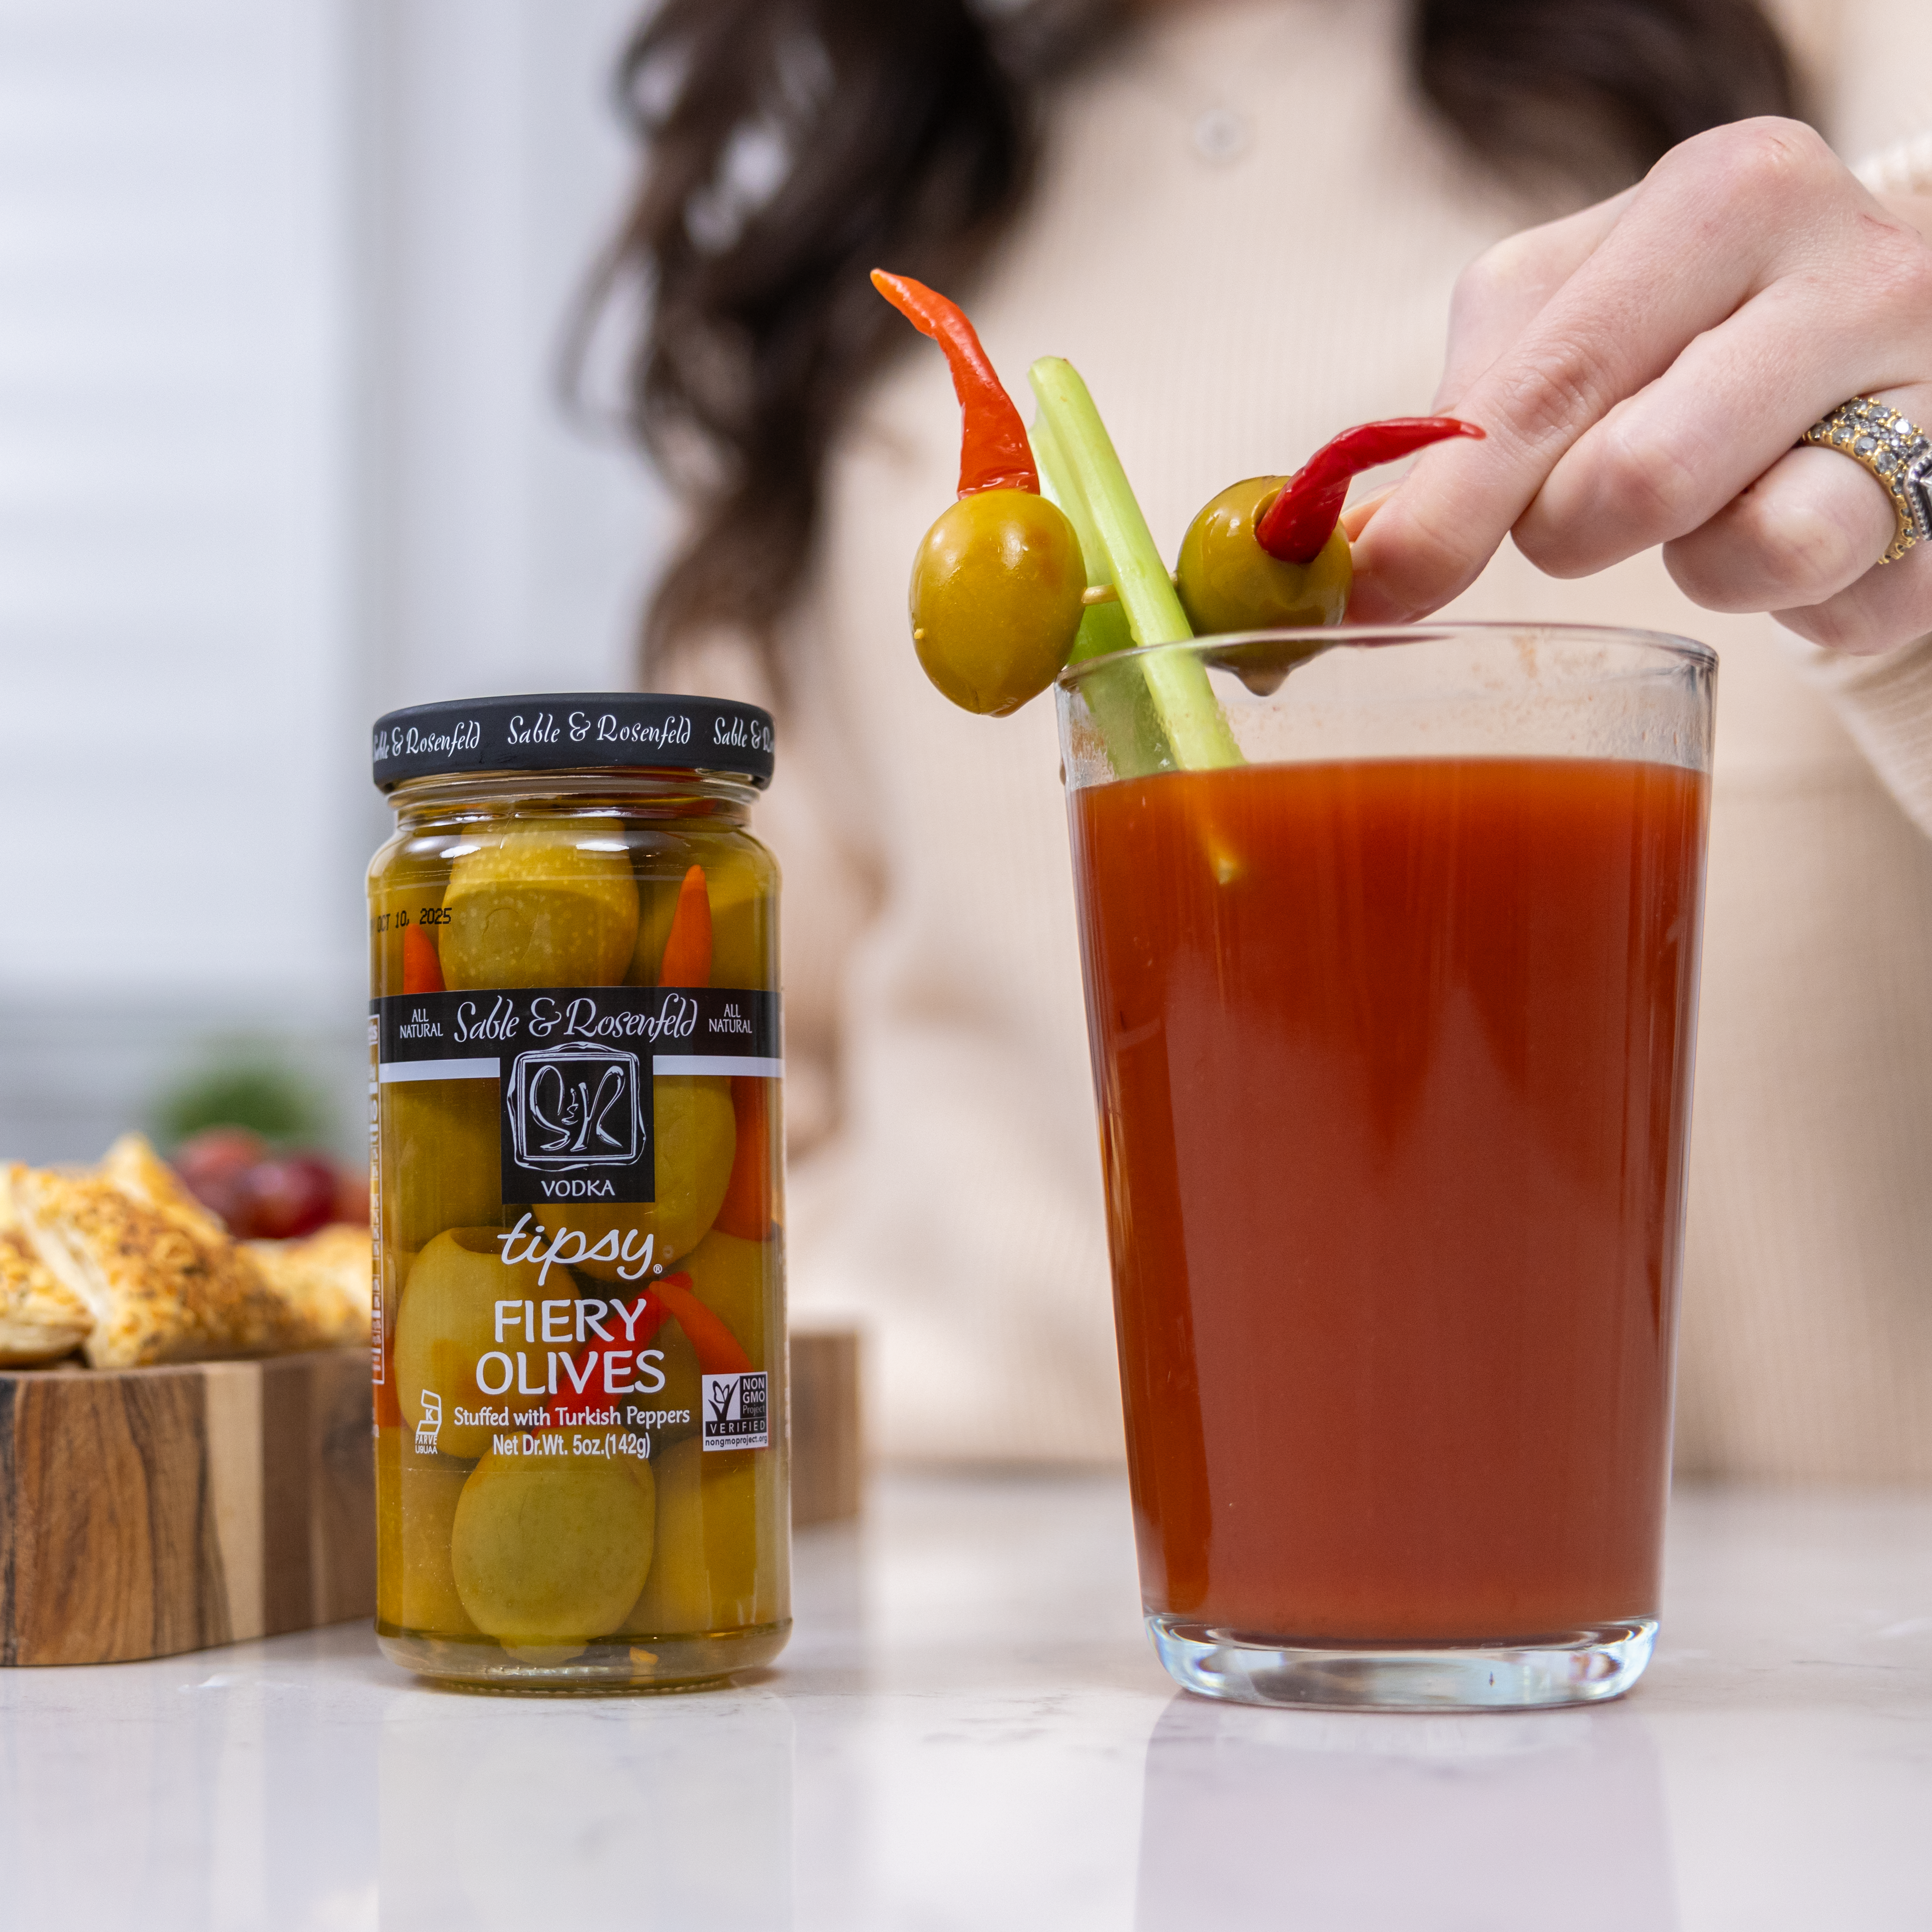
0;0;669;1158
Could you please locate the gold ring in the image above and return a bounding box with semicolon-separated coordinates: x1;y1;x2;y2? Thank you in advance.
1798;397;1932;564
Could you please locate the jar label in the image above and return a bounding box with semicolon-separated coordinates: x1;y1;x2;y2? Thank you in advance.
372;987;780;1206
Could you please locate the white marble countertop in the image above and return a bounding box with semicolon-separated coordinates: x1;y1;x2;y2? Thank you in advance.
2;1475;1928;1931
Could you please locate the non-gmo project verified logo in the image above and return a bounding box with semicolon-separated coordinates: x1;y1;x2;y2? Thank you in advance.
702;1372;769;1451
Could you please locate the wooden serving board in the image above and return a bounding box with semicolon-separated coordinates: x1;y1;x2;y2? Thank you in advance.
1;1328;862;1667
0;1347;374;1668
791;1326;862;1529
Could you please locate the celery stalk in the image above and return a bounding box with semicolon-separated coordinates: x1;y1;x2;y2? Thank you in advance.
1030;410;1167;777
1030;409;1133;665
1027;357;1241;771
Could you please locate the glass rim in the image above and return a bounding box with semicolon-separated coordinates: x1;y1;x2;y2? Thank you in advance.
1054;620;1717;692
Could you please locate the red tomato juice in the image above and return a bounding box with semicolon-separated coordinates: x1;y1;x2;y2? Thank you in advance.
1069;755;1708;1643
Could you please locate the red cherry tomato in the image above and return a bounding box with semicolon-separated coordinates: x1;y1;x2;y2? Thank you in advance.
242;1154;341;1240
171;1127;270;1232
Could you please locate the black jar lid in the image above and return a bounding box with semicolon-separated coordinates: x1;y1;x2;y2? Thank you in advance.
371;692;775;791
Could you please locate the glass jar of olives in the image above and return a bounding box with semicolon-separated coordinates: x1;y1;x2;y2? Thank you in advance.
367;693;786;1691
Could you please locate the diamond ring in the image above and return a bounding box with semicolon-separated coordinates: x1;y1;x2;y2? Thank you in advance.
1798;397;1932;564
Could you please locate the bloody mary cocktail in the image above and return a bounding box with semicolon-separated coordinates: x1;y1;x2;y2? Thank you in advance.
1060;627;1714;1709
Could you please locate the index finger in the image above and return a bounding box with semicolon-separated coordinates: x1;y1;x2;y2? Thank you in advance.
1350;121;1832;620
1434;187;1637;411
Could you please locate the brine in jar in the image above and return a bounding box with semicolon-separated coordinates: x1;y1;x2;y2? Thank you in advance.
367;692;785;1690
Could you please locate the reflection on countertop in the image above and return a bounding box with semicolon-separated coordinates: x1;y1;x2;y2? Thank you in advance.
0;1478;1927;1931
1137;1699;1676;1929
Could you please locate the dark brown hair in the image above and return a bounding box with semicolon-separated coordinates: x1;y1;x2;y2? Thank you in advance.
591;0;1800;682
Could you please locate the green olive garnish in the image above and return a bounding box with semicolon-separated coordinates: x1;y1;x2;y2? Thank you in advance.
908;489;1086;715
1175;477;1352;637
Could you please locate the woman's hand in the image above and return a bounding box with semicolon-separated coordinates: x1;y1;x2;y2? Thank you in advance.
1348;118;1932;654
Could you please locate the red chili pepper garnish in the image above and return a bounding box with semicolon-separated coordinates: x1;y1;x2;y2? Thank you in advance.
551;1287;665;1425
401;922;444;994
657;865;712;987
547;1271;750;1426
712;1076;776;1242
871;269;1038;498
1254;417;1484;565
652;1272;752;1376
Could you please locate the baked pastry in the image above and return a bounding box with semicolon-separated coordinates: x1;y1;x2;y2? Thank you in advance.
98;1131;232;1246
245;1222;372;1348
9;1164;319;1368
1;1137;368;1369
105;1132;370;1346
0;1224;94;1366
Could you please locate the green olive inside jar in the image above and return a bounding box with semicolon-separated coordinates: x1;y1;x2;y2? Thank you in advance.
367;693;786;1691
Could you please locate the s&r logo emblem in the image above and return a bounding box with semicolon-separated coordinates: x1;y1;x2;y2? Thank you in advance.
504;1040;643;1171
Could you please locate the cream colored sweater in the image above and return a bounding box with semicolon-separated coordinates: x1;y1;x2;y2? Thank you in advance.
718;0;1932;1477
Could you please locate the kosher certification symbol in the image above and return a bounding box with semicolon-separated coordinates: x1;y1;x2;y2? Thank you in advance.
702;1371;769;1451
